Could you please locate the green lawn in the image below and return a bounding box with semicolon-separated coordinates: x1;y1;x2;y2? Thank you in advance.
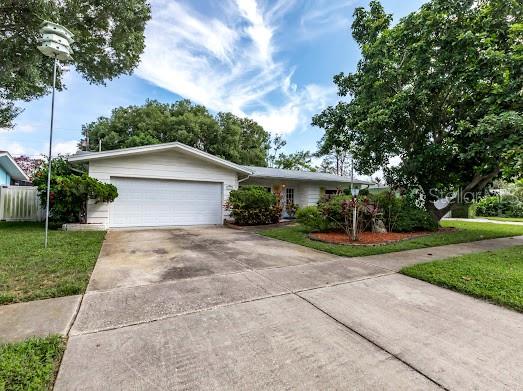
484;217;523;223
261;220;523;257
401;246;523;312
0;335;65;391
0;222;105;305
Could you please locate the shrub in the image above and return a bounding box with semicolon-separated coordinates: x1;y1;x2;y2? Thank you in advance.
33;158;118;223
358;188;370;196
296;205;331;231
393;206;439;232
450;203;473;218
475;195;523;217
318;195;384;236
369;191;438;232
226;186;281;225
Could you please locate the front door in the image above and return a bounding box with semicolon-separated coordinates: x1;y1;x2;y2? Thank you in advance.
283;187;295;218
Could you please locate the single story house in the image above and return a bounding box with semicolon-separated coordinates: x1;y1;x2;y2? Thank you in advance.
0;151;30;186
68;142;372;228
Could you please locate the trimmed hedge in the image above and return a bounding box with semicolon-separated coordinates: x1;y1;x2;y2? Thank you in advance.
474;195;523;218
227;186;282;225
296;205;331;231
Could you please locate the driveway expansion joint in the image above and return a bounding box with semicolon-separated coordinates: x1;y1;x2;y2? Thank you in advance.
294;292;449;391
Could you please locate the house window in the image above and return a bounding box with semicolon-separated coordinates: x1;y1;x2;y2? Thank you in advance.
286;188;294;205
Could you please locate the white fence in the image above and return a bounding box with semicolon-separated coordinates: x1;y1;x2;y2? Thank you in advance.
0;186;44;221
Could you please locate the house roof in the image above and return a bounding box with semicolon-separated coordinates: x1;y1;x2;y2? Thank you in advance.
67;142;252;175
242;165;373;185
68;142;372;185
0;151;30;181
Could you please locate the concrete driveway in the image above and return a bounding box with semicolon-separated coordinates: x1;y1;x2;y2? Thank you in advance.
55;227;523;390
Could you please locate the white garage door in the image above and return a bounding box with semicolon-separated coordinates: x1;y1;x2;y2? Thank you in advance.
110;177;223;227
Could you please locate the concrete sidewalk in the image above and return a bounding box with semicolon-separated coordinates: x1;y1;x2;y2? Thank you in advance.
52;228;523;390
445;217;523;226
0;295;81;343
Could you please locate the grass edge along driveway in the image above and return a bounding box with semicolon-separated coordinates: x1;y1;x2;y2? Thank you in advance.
260;220;523;258
0;222;105;305
401;245;523;312
0;335;65;391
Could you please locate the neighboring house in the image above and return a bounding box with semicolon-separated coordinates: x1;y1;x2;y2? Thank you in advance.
0;151;30;185
68;142;372;228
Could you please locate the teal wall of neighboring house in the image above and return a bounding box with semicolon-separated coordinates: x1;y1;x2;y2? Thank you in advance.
0;165;11;185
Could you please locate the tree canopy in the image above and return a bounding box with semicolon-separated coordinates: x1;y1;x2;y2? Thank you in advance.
315;0;523;220
81;100;271;166
0;0;151;128
274;150;315;171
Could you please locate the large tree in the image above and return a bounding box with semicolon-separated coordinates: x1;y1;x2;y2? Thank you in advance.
267;135;315;171
313;103;354;176
81;99;271;166
275;150;315;171
0;0;151;128
316;0;523;221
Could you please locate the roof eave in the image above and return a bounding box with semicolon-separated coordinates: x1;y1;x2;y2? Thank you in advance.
0;153;30;181
249;174;367;184
68;143;252;175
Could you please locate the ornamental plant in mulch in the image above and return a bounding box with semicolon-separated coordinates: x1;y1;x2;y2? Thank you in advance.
297;191;438;245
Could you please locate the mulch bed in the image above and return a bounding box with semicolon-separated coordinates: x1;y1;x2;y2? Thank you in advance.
309;230;435;246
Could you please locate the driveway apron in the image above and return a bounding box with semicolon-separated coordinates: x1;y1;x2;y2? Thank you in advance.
55;227;523;390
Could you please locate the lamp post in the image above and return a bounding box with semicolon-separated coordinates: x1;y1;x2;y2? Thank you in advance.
37;21;74;248
350;155;359;241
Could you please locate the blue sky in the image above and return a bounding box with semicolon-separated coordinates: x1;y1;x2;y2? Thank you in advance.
1;0;426;159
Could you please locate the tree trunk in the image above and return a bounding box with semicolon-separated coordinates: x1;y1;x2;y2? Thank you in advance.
424;168;501;223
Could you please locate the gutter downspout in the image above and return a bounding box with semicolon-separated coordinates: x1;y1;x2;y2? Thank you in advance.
238;174;251;184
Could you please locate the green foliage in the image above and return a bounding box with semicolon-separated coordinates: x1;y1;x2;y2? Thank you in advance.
358;188;370;196
450;204;474;218
81;100;270;166
370;191;438;232
474;196;523;218
32;157;118;223
268;135;314;171
393;206;439;232
296;206;331;231
315;0;523;220
226;186;281;225
298;191;437;233
274;150;315;171
0;0;151;128
0;335;65;391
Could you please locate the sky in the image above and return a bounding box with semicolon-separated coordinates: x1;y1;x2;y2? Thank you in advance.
0;0;426;161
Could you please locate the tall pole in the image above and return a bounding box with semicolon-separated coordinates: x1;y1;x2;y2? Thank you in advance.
351;155;357;241
44;56;57;248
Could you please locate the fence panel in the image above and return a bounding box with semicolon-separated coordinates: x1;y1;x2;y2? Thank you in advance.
0;186;44;221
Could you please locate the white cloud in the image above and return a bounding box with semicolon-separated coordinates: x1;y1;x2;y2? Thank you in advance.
1;142;30;156
250;82;335;134
0;140;78;158
135;0;337;135
52;140;79;156
299;0;355;38
0;122;39;134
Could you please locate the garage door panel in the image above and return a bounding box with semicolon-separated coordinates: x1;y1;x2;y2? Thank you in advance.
110;177;222;227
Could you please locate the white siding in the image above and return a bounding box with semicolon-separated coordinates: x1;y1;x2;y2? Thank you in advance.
86;149;238;227
242;178;350;207
301;183;322;205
